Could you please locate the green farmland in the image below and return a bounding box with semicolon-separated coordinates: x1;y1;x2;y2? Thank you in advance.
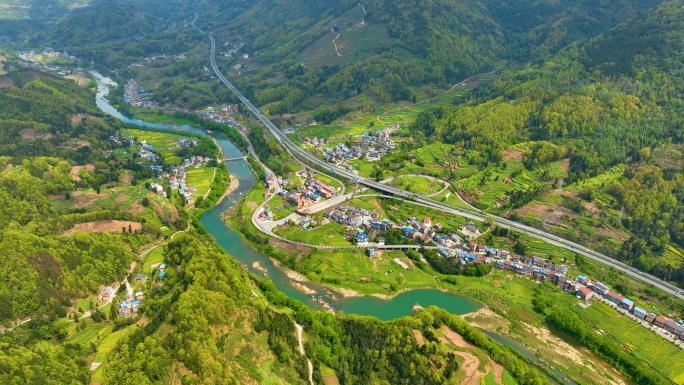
122;128;184;164
186;166;214;196
390;175;445;195
274;222;351;246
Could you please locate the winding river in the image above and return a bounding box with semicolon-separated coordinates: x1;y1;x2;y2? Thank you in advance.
92;71;580;383
91;71;481;318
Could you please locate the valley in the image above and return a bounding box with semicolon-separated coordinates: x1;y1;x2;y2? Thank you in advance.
2;0;684;384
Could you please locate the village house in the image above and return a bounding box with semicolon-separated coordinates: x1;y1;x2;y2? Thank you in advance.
605;291;624;306
578;287;594;300
100;286;114;301
620;298;635;311
633;307;648;319
118;306;130;318
590;282;610;295
654;315;670;329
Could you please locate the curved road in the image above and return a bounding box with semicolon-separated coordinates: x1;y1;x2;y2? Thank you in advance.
191;13;684;300
380;174;451;198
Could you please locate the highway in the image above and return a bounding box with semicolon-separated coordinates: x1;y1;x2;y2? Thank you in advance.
191;14;684;300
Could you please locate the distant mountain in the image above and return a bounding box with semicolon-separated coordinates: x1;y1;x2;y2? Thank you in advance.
413;0;684;284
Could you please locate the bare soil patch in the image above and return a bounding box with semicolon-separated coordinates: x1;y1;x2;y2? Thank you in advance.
121;171;133;186
19;128;53;140
368;198;382;210
70;164;95;181
128;203;146;214
596;227;627;242
452;351;485;385
152;200;179;223
270;237;312;254
462;307;511;334
412;330;425;347
503;150;524;160
63;220;142;236
66;191;99;208
0;77;14;88
71;113;96;126
488;357;504;384
246;201;258;212
322;376;339;385
513;203;577;227
113;191;131;203
560;158;571;172
64;73;90;87
441;325;475;348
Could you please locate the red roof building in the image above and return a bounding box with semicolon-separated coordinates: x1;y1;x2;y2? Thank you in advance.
578;287;594;300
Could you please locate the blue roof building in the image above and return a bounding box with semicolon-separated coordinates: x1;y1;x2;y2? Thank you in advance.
159;271;166;278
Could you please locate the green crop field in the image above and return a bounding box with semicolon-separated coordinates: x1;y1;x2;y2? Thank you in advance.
275;222;351;246
502;371;518;385
122;128;184;164
577;301;684;384
50;185;174;228
66;322;103;345
186;166;214;196
269;195;297;220
391;176;445;195
297;249;438;295
143;247;165;274
430;189;473;210
94;325;136;362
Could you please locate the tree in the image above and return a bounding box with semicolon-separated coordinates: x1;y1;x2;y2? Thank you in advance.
142;197;150;207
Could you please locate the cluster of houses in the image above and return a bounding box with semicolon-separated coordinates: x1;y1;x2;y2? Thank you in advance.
266;172;276;190
108;135;135;147
324;204;384;239
570;278;684;340
304;136;326;148
323;130;393;164
18;56;77;76
118;291;144;318
131;137;214;202
42;48;78;61
276;174;337;211
321;209;449;247
494;256;568;278
127;53;187;69
98;285;145;318
221;41;246;57
124;80;158;109
192;105;247;129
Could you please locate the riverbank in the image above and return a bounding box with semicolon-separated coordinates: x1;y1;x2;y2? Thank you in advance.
221;174;239;202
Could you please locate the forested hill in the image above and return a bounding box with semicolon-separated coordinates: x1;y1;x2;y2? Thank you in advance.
0;69;120;161
412;0;684;283
479;0;664;59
